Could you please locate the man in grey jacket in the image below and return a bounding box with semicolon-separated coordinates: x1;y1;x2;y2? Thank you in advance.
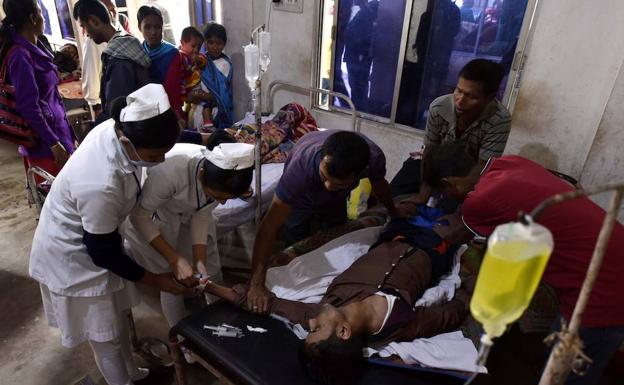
73;0;151;123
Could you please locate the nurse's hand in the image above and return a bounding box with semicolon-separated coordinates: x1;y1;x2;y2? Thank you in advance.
246;284;271;314
50;142;69;167
141;272;194;295
171;257;194;285
195;259;209;278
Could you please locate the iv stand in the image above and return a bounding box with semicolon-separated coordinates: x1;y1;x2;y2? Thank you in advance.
533;182;624;385
253;77;262;226
250;25;265;226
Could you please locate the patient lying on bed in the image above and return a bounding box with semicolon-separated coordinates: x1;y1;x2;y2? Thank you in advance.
203;207;470;384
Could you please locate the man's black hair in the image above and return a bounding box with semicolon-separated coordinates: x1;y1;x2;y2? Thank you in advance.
458;59;504;96
422;143;478;189
181;26;204;43
321;131;370;179
299;334;366;385
137;5;163;26
203;21;227;44
72;0;111;24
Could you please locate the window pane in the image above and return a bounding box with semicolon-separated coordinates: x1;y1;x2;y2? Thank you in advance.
195;0;213;26
396;0;529;128
39;0;53;36
55;0;75;39
331;0;406;118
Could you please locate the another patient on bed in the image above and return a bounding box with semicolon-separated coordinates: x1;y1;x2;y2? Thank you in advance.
204;205;470;384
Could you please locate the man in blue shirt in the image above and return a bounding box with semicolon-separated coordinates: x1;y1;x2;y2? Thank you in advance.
246;130;402;314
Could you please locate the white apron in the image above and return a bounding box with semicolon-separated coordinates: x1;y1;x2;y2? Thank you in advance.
125;153;221;278
29;120;143;346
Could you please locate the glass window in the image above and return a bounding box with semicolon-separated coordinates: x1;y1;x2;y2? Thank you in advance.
39;0;76;41
326;0;406;118
318;0;529;129
39;0;53;36
55;0;75;39
194;0;214;27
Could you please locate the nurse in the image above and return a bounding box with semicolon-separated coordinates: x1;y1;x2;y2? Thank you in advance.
125;132;254;327
29;84;189;385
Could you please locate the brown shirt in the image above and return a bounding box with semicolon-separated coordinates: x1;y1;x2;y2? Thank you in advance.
270;241;468;347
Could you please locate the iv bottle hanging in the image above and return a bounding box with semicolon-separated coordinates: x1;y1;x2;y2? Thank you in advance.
470;217;554;339
259;31;271;72
243;44;260;90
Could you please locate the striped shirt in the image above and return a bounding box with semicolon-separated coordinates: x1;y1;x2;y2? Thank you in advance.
424;94;511;160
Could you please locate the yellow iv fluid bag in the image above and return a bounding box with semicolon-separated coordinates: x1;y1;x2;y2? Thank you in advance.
470;219;554;339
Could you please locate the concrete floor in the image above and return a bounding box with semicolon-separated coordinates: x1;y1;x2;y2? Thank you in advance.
0;141;218;385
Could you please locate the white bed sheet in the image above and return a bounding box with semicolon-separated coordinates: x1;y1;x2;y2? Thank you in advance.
165;143;284;239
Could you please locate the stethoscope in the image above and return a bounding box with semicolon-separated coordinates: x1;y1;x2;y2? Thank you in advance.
195;158;214;211
131;170;142;203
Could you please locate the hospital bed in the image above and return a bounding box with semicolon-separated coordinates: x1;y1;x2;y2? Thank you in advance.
168;226;479;385
169;302;465;385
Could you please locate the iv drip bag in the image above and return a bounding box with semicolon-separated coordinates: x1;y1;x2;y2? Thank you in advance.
259;31;271;72
244;44;260;89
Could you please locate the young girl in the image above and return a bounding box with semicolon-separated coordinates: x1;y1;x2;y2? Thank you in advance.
125;131;254;328
197;22;233;129
138;5;185;120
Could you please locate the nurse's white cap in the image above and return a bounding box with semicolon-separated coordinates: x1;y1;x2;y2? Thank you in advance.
120;83;171;122
203;143;255;170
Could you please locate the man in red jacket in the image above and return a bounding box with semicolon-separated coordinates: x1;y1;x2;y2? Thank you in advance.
422;143;624;385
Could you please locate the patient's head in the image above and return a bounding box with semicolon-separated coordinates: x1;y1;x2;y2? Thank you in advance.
320;131;370;192
300;306;366;384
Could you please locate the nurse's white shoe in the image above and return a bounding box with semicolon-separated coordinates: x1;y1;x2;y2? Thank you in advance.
181;346;196;364
129;367;150;382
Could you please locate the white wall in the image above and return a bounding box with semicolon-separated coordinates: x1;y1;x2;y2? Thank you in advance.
221;0;254;121
503;0;624;220
578;62;624;220
504;0;624;177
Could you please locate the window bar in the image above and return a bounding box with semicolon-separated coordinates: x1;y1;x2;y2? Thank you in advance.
389;0;414;125
502;0;541;110
324;0;341;111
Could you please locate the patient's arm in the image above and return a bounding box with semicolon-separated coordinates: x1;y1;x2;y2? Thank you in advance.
434;214;475;245
370;178;399;217
202;281;247;306
248;196;292;313
392;288;470;342
270;298;321;327
202;281;320;326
